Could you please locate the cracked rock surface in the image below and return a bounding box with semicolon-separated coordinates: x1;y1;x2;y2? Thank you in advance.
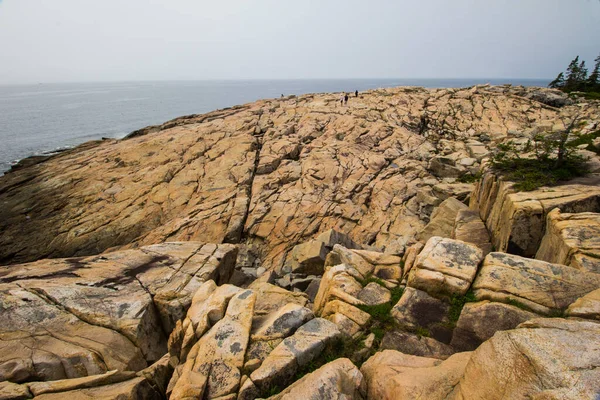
2;86;599;273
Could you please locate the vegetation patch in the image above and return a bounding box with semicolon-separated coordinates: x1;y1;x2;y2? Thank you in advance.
457;171;482;183
567;130;600;155
446;290;477;328
357;286;405;346
490;127;589;191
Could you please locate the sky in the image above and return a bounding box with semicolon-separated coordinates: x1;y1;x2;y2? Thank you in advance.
0;0;599;84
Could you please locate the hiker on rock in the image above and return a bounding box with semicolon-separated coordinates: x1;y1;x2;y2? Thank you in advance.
344;93;348;104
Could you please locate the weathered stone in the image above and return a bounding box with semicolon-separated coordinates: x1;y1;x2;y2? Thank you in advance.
251;303;314;341
566;288;600;320
536;209;600;274
324;245;375;278
0;381;31;400
361;350;471;400
268;358;365;400
451;209;492;254
32;376;161;400
402;242;424;277
357;282;391;306
313;264;365;315
289;230;360;275
249;318;341;392
321;299;371;327
381;331;455;359
451;318;600;399
450;300;537;351
470;173;600;257
249;282;308;316
325;312;362;337
136;354;174;398
472;252;600;315
428;156;464;178
169;289;256;400
407;237;484;298
418;197;468;242
303;278;321;302
391;287;452;343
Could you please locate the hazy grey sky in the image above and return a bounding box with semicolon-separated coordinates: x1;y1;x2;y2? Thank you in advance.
0;0;599;83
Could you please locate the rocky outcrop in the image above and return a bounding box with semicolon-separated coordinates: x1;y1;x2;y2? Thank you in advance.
2;86;600;273
0;242;237;383
417;197;467;242
536;208;600;274
470;173;600;257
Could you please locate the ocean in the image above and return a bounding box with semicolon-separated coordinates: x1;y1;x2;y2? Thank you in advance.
0;78;549;173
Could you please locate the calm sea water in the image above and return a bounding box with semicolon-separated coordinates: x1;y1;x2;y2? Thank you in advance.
0;78;549;173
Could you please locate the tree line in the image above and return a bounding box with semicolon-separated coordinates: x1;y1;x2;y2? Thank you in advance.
548;54;600;93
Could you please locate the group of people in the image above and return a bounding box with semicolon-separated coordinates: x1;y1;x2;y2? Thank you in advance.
340;90;359;106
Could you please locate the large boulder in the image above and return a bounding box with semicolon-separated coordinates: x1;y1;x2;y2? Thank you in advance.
451;318;600;399
536;209;600;274
407;237;484;298
360;350;472;400
451;209;492;255
472;252;600;315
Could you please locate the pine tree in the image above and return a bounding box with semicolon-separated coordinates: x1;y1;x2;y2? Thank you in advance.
548;72;565;89
564;56;580;92
577;60;588;90
587;55;600;91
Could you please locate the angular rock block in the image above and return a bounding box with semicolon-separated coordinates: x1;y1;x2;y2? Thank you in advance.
289;229;360;275
418;197;467;242
536;209;600;274
470;173;600;257
450;300;537;351
360;350;472;400
472;252;600;315
451;209;492;254
391;287;452;344
407;236;484;298
566;288;600;320
248;318;341;393
249;281;308;317
313;264;365;315
268;358;365;400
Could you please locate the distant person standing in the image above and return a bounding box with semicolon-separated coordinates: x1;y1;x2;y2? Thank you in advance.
344;93;348;104
340;93;344;106
355;90;358;97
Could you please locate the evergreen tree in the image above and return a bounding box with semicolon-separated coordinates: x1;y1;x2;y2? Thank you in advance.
587;55;600;91
577;60;588;90
564;56;580;92
548;72;565;89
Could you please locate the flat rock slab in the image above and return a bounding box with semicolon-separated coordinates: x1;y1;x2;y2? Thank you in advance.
381;331;455;360
407;236;484;298
566;288;600;320
452;209;492;255
0;242;237;383
472;252;600;315
418;197;467;242
536;209;600;274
